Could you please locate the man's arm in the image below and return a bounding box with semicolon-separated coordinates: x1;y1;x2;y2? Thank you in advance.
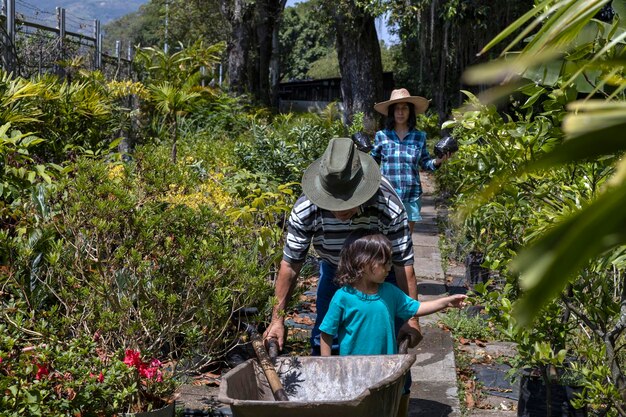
263;259;302;350
394;264;422;347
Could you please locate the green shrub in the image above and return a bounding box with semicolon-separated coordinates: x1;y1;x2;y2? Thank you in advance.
0;289;177;415
235;113;340;183
19;147;275;371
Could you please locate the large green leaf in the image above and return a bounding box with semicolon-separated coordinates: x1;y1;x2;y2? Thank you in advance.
524;0;609;54
527;106;626;170
478;0;558;56
512;167;626;325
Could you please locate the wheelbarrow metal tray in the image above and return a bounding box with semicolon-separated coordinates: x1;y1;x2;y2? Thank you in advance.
218;353;416;417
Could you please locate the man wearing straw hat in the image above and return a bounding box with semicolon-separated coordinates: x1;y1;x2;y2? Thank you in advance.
264;137;422;357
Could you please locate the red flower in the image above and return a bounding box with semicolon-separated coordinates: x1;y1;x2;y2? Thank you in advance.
123;349;142;368
123;350;165;381
89;372;105;383
35;363;50;380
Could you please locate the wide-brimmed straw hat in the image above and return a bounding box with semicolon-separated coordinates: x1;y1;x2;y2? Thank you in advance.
374;88;430;115
302;138;381;211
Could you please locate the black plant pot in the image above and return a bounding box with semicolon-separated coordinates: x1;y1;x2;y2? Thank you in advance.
517;371;587;417
464;251;490;287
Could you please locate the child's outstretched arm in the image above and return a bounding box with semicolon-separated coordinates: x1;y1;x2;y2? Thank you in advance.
320;332;334;356
414;294;467;317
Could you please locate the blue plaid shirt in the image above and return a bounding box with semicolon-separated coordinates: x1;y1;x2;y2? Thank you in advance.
370;129;437;202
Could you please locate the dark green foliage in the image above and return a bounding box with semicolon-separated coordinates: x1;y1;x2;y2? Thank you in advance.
103;0;228;52
235;112;344;184
388;0;534;118
280;0;335;81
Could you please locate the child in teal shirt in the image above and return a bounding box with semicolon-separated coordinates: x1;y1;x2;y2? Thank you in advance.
319;232;466;356
319;232;466;417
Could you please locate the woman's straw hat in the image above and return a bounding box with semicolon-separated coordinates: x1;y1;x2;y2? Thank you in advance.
301;138;381;211
374;88;430;115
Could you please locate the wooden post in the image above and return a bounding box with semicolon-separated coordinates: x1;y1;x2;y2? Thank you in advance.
2;0;16;73
56;7;65;77
56;7;65;55
93;19;101;69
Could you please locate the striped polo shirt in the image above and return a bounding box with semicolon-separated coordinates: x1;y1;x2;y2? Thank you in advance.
283;178;414;266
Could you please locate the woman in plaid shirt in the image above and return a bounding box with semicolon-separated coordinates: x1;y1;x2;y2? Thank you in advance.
372;88;449;234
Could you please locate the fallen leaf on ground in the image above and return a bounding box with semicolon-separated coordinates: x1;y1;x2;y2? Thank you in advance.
458;337;471;345
193;372;221;386
292;316;314;326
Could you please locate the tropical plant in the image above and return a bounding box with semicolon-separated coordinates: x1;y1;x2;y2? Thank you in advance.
0;70;127;163
0;124;58;205
225;170;298;270
437;82;623;411
460;0;626;325
146;81;201;162
440;308;494;341
134;42;225;161
134;41;225;88
235;111;340;184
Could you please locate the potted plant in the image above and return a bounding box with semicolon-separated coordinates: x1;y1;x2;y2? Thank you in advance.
474;284;587;417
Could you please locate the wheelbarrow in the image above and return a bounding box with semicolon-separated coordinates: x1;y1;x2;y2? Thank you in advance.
217;352;416;417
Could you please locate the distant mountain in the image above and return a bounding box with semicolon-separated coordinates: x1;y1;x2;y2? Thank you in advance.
22;0;148;25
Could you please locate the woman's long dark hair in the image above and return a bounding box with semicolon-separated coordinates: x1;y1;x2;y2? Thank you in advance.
335;231;392;287
384;103;417;131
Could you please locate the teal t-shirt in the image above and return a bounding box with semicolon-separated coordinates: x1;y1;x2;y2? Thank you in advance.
319;283;421;355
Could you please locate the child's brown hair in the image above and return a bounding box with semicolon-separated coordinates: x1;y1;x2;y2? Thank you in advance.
335;231;392;287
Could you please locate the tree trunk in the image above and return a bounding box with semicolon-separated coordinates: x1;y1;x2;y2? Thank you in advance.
334;0;383;134
270;0;287;108
220;0;254;95
255;0;272;105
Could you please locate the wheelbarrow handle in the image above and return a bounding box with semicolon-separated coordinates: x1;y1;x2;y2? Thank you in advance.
398;337;410;355
250;329;289;401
